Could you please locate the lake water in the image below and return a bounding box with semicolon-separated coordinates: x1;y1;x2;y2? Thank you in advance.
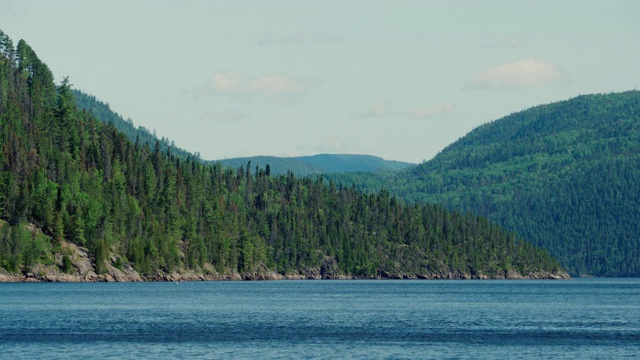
1;278;639;359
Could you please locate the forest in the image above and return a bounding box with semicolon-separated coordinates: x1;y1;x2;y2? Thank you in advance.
74;91;417;178
329;91;640;276
0;30;563;280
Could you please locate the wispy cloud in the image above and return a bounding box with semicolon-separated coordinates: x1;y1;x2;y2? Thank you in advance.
210;72;242;94
199;72;310;102
410;103;456;119
246;75;304;96
258;32;343;46
310;137;348;153
467;58;564;90
356;99;387;118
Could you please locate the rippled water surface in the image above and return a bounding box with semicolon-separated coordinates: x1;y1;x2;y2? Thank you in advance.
1;278;639;359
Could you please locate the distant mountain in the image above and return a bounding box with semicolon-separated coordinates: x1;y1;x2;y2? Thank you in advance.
74;90;415;177
214;154;415;176
329;91;640;276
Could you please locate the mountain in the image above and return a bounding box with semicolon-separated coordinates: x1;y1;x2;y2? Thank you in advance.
329;91;640;276
214;154;415;177
73;89;415;177
0;31;565;281
73;89;196;161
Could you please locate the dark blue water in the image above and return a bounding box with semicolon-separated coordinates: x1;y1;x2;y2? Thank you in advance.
1;279;639;359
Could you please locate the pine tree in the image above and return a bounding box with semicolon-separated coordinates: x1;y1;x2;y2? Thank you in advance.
53;212;64;244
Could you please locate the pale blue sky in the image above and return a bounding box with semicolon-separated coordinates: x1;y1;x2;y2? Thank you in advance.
1;0;638;162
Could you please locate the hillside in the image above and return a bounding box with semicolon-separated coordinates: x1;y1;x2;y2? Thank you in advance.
73;89;196;161
329;91;640;276
73;90;415;177
0;30;565;281
215;154;414;177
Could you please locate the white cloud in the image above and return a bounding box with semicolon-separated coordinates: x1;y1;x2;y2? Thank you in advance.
202;72;309;101
356;99;386;118
247;75;304;96
311;137;348;153
282;149;303;157
258;32;343;46
468;58;564;90
210;72;242;93
411;103;456;119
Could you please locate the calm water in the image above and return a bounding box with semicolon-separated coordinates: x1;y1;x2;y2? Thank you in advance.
1;279;639;359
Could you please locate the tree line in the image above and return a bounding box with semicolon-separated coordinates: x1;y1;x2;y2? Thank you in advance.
0;31;562;278
328;91;640;276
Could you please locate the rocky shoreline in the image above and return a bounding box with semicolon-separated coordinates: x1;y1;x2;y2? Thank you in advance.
0;271;571;283
0;267;570;283
0;241;570;283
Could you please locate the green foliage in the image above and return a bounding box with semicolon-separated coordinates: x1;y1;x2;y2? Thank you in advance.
71;93;416;177
0;222;52;273
213;154;415;177
329;91;640;276
61;253;72;273
73;89;197;161
0;30;563;278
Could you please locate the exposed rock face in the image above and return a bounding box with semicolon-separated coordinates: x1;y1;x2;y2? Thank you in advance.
105;261;143;282
0;241;570;282
0;269;570;282
320;257;339;279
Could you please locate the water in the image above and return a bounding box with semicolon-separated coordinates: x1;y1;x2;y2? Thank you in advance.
1;279;639;359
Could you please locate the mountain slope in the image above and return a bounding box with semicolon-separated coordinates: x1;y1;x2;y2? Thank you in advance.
0;30;565;280
215;154;414;176
330;91;640;276
73;89;196;160
74;90;415;176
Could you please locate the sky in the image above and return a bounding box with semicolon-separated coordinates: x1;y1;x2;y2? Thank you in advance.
1;0;638;163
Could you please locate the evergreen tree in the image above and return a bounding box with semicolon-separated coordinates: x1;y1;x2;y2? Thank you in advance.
0;29;565;279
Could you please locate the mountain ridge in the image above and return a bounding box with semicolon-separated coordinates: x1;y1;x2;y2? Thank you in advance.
73;89;415;176
213;153;415;177
0;30;565;280
328;91;640;276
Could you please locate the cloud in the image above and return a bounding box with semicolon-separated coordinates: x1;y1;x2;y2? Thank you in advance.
210;73;242;93
202;72;310;102
247;75;304;96
258;32;343;46
356;99;387;118
468;58;564;90
310;137;348;153
411;103;456;119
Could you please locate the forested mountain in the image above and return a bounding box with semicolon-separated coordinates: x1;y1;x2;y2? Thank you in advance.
0;31;564;280
74;90;414;177
73;89;196;161
329;91;640;276
215;154;414;177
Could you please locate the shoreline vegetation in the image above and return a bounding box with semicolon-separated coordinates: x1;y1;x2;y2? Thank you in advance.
0;31;567;283
0;273;571;283
0;241;569;283
326;91;640;277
